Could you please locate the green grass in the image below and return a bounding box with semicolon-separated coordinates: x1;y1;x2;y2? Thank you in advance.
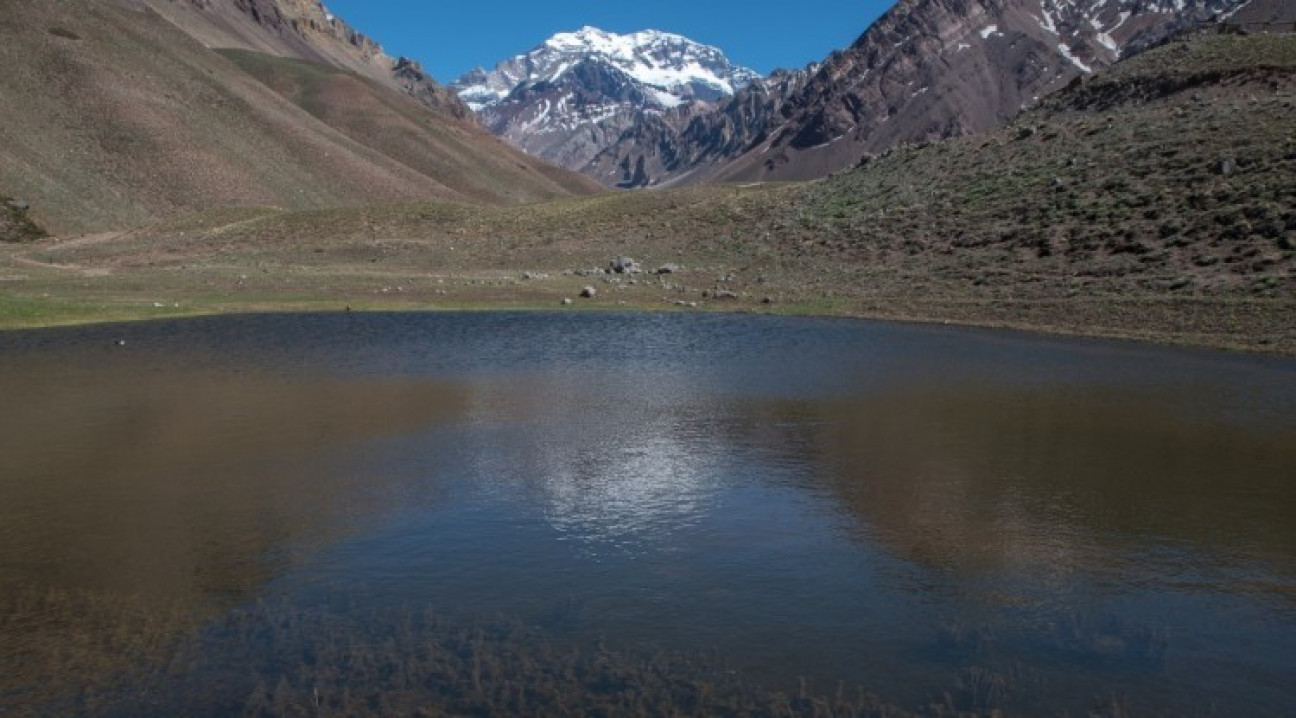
0;293;201;328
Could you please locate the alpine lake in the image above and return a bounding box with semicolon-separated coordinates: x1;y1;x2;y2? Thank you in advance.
1;312;1293;716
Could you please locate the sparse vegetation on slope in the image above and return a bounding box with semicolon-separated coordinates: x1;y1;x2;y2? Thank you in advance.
0;198;46;244
793;32;1294;300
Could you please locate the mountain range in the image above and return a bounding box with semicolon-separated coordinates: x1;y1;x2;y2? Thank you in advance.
1;0;1288;235
0;0;1290;356
456;0;1269;187
451;27;760;173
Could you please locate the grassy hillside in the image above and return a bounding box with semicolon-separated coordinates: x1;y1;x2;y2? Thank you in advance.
0;0;597;235
791;32;1295;300
1;31;1291;354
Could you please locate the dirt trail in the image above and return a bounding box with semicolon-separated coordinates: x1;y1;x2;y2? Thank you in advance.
5;231;135;274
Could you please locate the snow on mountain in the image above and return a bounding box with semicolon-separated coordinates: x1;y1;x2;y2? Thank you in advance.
589;0;1259;188
452;27;760;112
447;27;760;176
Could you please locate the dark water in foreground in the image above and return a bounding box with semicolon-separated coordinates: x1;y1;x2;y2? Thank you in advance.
1;312;1294;715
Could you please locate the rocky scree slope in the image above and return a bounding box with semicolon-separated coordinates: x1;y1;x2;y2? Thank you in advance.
451;27;760;175
587;0;1255;187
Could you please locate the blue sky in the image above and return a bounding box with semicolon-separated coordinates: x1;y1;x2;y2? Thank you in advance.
321;0;895;83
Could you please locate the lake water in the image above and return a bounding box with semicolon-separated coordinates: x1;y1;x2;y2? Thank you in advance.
1;312;1294;715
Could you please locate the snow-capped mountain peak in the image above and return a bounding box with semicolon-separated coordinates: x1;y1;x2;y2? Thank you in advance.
451;26;759;112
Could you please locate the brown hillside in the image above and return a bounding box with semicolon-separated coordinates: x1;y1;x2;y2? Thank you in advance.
139;0;473;120
0;0;598;235
217;50;601;205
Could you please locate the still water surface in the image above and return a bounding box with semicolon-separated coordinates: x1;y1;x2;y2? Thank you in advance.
1;312;1294;714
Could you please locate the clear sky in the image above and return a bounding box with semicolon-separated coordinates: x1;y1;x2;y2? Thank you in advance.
321;0;895;83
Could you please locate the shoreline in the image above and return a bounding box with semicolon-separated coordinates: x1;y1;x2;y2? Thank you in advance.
2;292;1291;360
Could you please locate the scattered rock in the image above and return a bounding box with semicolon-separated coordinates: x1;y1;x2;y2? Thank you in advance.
6;200;29;211
610;256;640;274
714;290;739;300
561;297;573;305
657;263;679;275
522;271;550;280
580;286;597;298
761;296;774;305
1218;158;1237;177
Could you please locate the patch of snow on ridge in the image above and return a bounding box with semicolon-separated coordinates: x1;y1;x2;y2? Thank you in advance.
980;25;1001;39
1036;6;1059;36
649;88;685;108
1093;11;1131;53
1057;42;1093;72
453;26;759;111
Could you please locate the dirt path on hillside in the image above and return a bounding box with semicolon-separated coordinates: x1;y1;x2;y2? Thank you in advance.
4;231;136;275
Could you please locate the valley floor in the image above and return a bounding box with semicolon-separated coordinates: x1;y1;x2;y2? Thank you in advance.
2;190;1291;357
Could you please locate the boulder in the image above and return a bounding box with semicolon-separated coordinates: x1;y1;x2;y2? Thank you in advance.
610;256;640;274
580;286;597;298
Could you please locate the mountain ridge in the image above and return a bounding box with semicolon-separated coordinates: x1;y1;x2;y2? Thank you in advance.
451;27;760;175
467;0;1261;188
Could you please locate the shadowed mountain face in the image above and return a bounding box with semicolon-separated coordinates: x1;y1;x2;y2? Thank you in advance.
0;0;599;234
581;0;1253;187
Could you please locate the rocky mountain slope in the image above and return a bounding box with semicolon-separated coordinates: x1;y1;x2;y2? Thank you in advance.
0;0;598;234
582;0;1256;187
140;0;471;118
451;27;759;173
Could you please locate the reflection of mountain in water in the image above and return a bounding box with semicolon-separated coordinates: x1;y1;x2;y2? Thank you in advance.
0;364;466;696
0;369;466;601
454;372;729;551
748;382;1296;598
